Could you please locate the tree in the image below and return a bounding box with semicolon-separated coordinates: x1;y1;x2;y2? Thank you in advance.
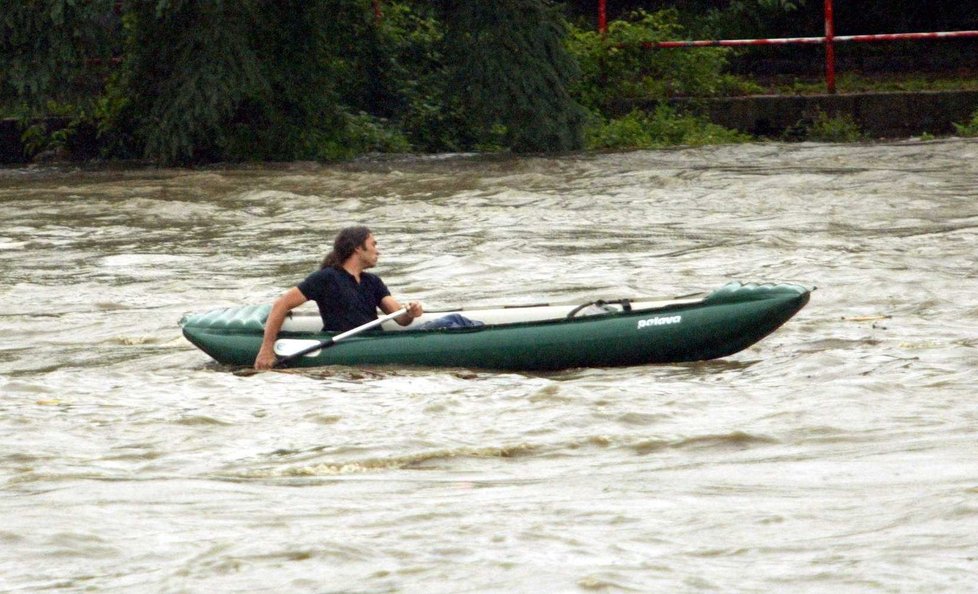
111;1;267;162
107;0;395;163
3;0;588;162
0;0;117;113
442;0;587;152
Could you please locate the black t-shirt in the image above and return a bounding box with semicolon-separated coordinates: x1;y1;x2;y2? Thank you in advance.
297;267;391;332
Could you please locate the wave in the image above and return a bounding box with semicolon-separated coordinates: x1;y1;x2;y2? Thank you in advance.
225;430;780;479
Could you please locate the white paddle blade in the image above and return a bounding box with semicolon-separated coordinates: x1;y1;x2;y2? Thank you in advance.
274;339;324;358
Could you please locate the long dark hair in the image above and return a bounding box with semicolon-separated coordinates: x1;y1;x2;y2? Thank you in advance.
320;225;372;269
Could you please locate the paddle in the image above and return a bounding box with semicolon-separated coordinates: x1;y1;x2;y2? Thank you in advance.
272;307;408;368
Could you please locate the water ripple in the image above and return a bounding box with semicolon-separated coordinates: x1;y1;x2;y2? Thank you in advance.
2;139;977;592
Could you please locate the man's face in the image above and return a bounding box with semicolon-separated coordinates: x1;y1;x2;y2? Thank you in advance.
357;234;380;268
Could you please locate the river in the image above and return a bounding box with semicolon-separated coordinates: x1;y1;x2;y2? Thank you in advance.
1;139;977;593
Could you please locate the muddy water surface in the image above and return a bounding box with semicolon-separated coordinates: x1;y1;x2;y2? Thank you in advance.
1;140;977;592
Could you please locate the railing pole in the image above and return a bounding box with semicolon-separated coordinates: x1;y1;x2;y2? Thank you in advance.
598;0;607;35
824;0;836;93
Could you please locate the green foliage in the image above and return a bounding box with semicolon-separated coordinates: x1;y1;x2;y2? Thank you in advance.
756;0;807;10
93;68;139;160
585;105;751;150
299;112;411;161
111;0;590;160
5;0;593;162
7;0;975;162
20;120;70;157
567;9;741;112
1;0;118;159
565;7;763;153
92;0;414;163
0;0;117;112
113;2;267;162
788;110;864;142
952;110;978;137
374;2;471;152
443;0;586;153
695;0;813;40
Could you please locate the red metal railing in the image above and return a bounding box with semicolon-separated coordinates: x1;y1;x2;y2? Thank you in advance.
598;0;978;93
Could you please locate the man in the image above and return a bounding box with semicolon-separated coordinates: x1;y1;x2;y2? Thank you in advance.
253;226;422;370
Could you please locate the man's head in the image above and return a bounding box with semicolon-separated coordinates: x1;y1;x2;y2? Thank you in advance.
332;225;377;269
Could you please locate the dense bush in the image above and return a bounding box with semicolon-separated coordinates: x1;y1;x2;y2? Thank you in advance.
785;109;864;142
0;0;116;113
585;105;750;149
566;9;754;149
6;0;974;162
100;1;397;163
442;1;586;153
567;9;736;111
3;0;589;163
953;110;978;137
6;1;851;161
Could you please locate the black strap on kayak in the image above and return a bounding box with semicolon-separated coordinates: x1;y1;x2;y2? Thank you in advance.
566;302;592;319
566;298;632;319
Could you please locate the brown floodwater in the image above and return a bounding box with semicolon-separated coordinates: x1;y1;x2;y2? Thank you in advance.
1;139;977;592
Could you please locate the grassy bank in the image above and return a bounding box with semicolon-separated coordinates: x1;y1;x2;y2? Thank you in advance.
747;71;978;96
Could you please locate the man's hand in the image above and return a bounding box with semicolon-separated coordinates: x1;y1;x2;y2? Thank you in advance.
253;287;308;370
407;301;423;319
254;345;278;370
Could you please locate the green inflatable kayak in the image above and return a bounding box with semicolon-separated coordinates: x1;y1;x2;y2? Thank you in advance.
180;282;810;371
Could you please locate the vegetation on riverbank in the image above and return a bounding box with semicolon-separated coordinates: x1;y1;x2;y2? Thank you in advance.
954;111;978;137
2;1;976;163
757;72;978;96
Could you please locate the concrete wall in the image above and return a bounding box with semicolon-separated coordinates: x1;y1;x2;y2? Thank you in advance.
668;90;978;138
0;118;28;163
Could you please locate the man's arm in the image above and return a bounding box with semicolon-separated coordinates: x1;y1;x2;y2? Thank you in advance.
380;296;422;327
254;287;309;370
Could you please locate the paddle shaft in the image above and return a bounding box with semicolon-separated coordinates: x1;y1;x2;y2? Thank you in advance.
273;307;408;368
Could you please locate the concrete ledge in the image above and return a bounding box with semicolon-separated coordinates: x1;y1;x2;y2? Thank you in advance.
0;118;27;163
625;90;978;138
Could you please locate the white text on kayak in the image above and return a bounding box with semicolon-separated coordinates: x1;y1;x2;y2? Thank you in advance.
637;315;682;330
